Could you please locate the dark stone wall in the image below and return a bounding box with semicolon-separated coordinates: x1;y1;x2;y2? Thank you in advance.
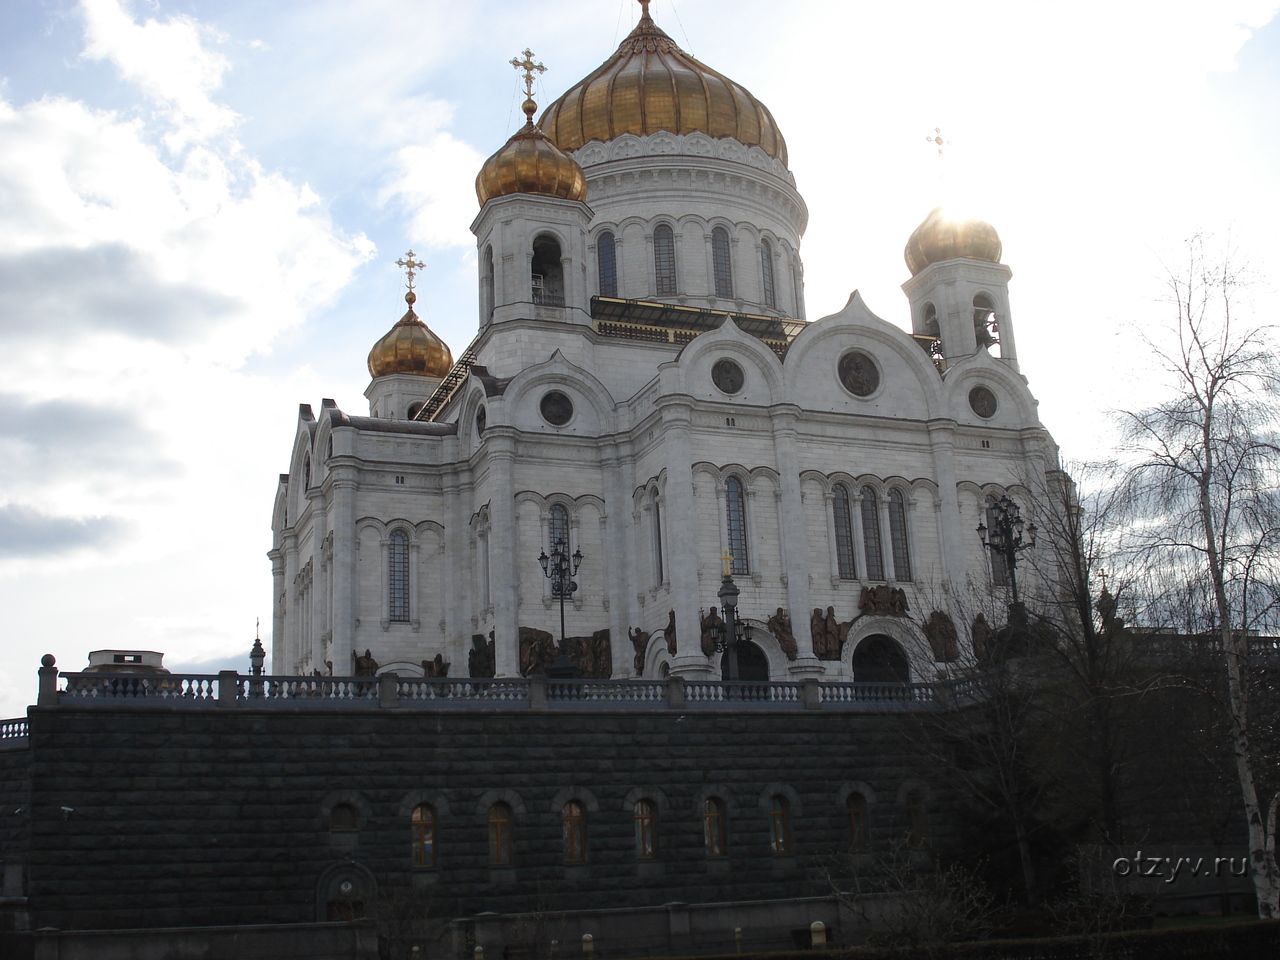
24;705;951;931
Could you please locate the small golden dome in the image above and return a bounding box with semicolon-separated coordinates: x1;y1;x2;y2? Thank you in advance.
904;206;1003;276
538;4;788;165
367;292;454;379
475;97;587;206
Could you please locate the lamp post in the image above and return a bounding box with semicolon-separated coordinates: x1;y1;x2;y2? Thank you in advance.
249;619;266;697
977;494;1037;615
538;538;584;679
709;551;754;681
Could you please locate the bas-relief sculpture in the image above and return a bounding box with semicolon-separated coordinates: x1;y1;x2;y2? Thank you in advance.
857;585;910;617
810;606;852;661
519;626;613;679
766;607;798;661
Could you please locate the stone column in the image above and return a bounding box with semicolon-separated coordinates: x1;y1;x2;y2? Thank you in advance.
601;440;631;677
282;529;299;672
770;406;822;674
268;547;286;674
330;473;358;669
656;397;709;678
486;429;521;677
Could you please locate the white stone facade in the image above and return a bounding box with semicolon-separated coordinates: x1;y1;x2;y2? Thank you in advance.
270;122;1058;683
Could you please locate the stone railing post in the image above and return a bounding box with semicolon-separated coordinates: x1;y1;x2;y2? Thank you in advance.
802;677;821;710
666;676;685;709
37;655;58;706
217;670;239;707
528;675;548;711
379;672;400;709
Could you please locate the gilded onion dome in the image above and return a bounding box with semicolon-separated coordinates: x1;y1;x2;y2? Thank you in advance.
904;206;1003;276
537;3;788;165
367;292;454;378
475;96;588;206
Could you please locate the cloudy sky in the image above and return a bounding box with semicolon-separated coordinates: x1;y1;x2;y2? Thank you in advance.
1;0;1278;714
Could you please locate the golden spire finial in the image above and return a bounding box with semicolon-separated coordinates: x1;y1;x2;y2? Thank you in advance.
638;0;653;20
719;550;734;578
510;48;546;124
395;250;424;306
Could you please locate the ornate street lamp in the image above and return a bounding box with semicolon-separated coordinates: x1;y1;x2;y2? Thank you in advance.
249;619;266;697
709;551;754;681
538;539;584;679
977;495;1037;611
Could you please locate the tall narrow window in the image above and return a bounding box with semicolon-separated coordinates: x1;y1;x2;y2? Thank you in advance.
861;488;885;581
832;483;857;580
483;245;495;321
548;504;572;599
410;804;436;867
760;239;776;308
703;797;727;856
725;477;749;575
653;501;665;583
562;801;586;863
986;498;1009;587
712;227;733;298
597;231;618;298
653;223;677;296
906;792;927;848
330;803;358;832
634;799;658;860
304;456;311;489
388;529;410;622
769;795;790;854
888;489;912;581
488;802;513;865
847;793;869;852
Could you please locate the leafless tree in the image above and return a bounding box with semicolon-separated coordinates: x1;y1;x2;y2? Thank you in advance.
1118;235;1280;917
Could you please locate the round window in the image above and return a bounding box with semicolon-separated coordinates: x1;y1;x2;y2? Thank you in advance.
475;406;487;436
711;358;745;395
837;350;880;397
969;386;998;419
540;391;574;426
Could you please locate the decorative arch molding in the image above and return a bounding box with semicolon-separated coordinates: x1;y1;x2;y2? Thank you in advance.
943;353;1040;422
758;782;803;818
622;786;671;813
691;462;781;491
843;618;930;679
643;633;671;678
714;622;788;679
397;789;453;820
502;350;618;434
676;318;786;397
317;789;372;829
475;788;526;821
836;781;879;807
691;783;738;815
315;860;377;923
548;787;602;815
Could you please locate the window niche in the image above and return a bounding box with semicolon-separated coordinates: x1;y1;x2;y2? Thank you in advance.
531;235;565;307
597;231;618;298
653;224;677;297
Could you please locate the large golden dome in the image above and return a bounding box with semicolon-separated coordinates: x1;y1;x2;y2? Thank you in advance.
367;293;454;378
538;4;788;165
475;98;587;206
904;206;1002;276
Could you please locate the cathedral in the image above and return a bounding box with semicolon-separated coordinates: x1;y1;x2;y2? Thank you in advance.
270;0;1058;687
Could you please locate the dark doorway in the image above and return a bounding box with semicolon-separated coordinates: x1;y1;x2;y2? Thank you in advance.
851;634;911;683
722;640;769;681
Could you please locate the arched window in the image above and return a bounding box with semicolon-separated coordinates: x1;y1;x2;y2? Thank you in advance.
531;234;564;306
653;223;677;296
888;489;912;581
634;799;658;860
725;476;749;575
769;795;790;854
861;487;885;581
562;800;586;863
703;797;727;856
760;239;776;308
597;231;618;298
483;245;495;321
832;483;857;580
304;455;311;489
922;302;940;338
653;500;665;583
488;802;513;865
388;529;410;622
410;803;436;867
847;793;868;852
906;792;927;848
973;293;998;349
985;498;1010;587
852;634;912;684
712;226;733;298
330;803;358;832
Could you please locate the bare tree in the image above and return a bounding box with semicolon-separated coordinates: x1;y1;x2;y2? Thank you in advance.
1119;236;1280;917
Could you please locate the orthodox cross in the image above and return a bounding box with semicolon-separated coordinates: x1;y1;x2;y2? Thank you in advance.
719;549;734;577
395;251;424;292
925;127;951;160
510;48;546;98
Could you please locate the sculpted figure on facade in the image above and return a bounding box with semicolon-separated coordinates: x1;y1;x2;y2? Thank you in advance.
629;626;649;676
970;614;992;663
664;610;677;655
858;585;910;618
567;629;613;679
923;610;960;662
468;634;495;679
767;607;798;661
519;626;558;676
421;653;450;677
699;606;725;658
352;649;379;677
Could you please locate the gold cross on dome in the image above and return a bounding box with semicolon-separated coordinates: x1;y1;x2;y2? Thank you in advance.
719;550;734;577
395;251;424;291
510;48;546;98
926;127;951;159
